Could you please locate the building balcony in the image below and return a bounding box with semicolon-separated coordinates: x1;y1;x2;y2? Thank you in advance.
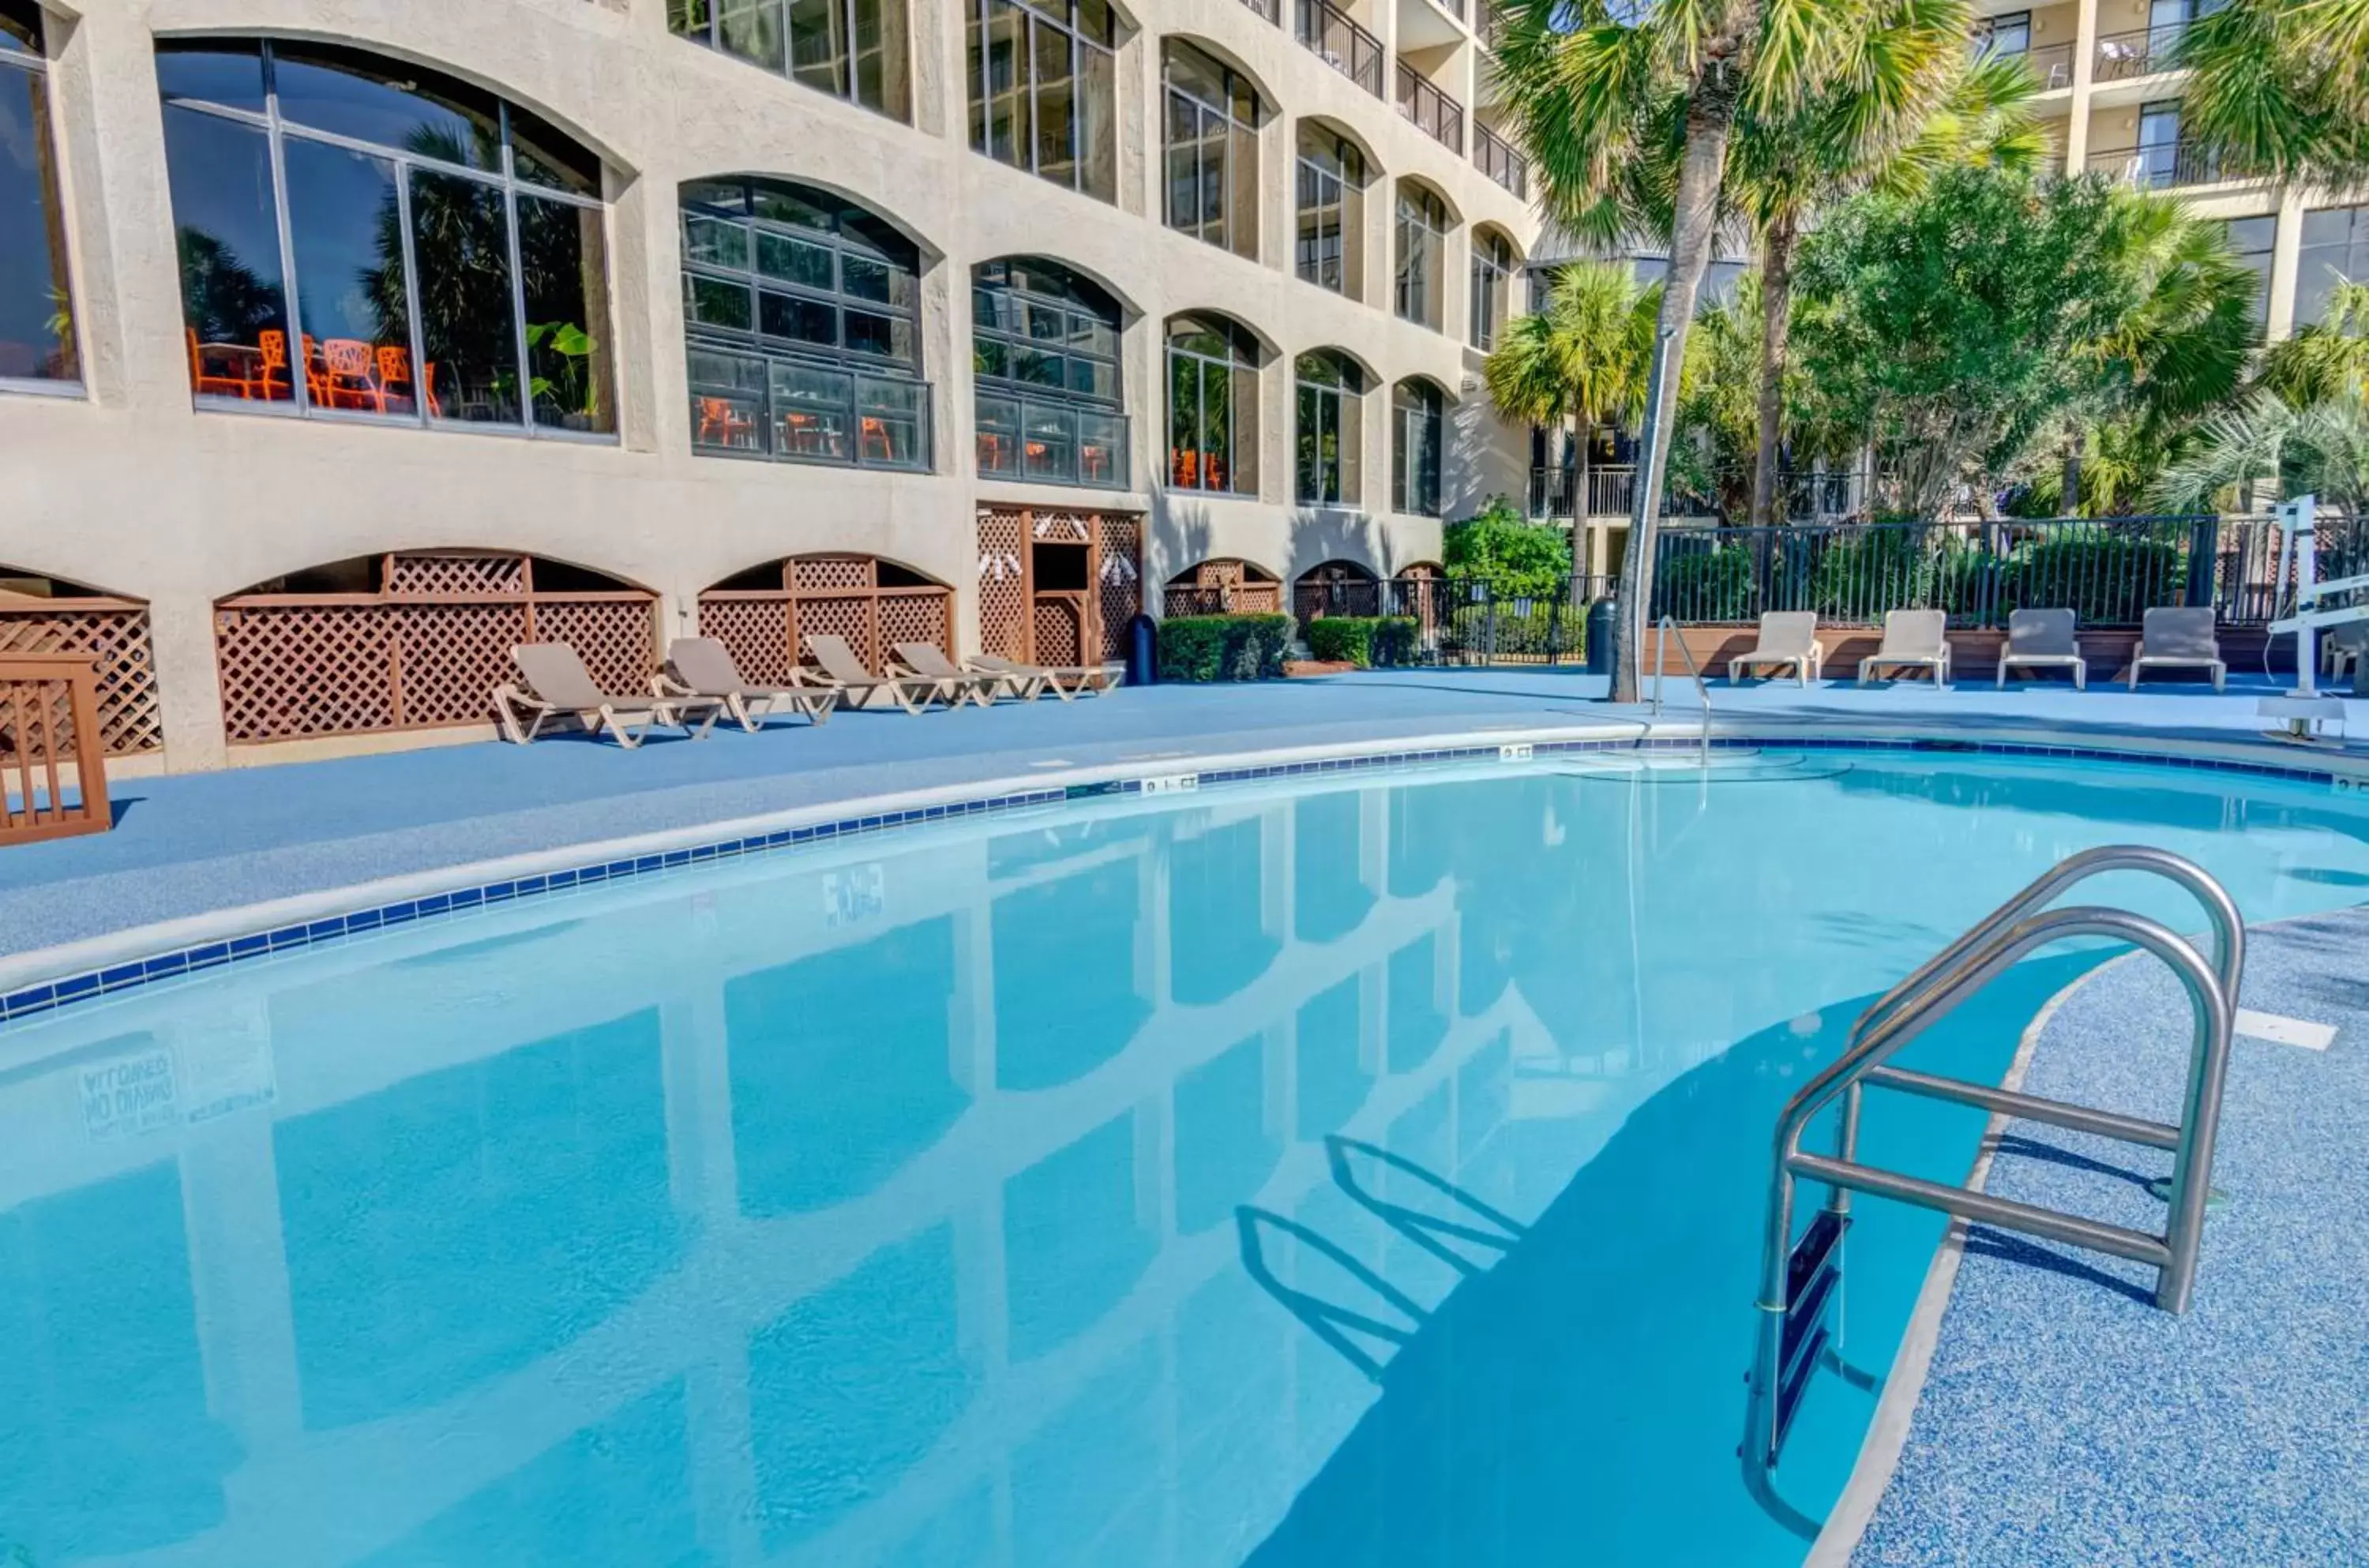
2093;23;2188;84
2084;139;2227;192
1395;60;1464;154
1296;0;1385;97
1474;122;1528;198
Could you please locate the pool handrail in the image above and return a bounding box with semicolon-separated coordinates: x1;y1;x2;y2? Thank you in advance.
1651;614;1711;767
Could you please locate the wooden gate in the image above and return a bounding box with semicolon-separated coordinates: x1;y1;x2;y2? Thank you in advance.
0;583;161;757
1163;558;1282;617
698;556;954;681
975;505;1143;665
2;654;112;845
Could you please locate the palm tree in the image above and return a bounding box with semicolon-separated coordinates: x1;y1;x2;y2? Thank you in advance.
1481;261;1659;590
2261;280;2369;407
2159;389;2369;522
2176;0;2369;191
1493;0;1843;699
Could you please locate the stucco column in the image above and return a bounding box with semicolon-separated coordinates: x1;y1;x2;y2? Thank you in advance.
152;592;229;771
2265;186;2309;342
2065;0;2098;171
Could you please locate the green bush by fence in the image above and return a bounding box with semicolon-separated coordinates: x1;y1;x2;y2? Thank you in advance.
1158;614;1294;681
1305;615;1420;668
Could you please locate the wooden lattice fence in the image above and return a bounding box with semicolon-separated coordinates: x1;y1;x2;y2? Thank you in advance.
1097;515;1142;661
1164;558;1282;618
699;556;954;681
213;551;657;744
0;591;162;757
974;506;1142;666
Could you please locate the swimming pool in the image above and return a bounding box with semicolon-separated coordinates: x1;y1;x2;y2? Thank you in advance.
3;747;2366;1568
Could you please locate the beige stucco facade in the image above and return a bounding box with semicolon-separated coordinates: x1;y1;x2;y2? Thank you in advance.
1;0;1540;770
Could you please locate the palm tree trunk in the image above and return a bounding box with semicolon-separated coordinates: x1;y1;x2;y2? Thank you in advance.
1613;47;1751;703
1748;207;1799;531
1571;416;1592;605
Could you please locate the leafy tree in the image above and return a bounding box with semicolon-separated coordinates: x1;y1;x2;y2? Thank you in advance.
2158;392;2369;522
2260;280;2369;407
2176;0;2369;191
1444;497;1574;598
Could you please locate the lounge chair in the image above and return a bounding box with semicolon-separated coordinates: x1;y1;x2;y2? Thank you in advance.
1727;612;1825;686
495;643;723;747
659;636;837;733
2323;621;2369;684
2127;606;2226;691
963;652;1121;701
888;642;1009;707
797;633;960;714
1857;610;1951;686
1995;608;2088;689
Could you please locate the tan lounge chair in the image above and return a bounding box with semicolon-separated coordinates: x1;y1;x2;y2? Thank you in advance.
659;636;836;732
1995;609;2087;689
798;633;959;714
964;652;1119;701
1728;612;1825;686
888;642;1008;707
1858;610;1951;686
2127;606;2226;691
495;643;723;747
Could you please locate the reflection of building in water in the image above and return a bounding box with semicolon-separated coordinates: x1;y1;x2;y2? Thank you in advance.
0;778;1698;1568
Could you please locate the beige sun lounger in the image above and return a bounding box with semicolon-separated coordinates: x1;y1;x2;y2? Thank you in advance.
963;652;1120;701
1858;610;1951;686
1728;612;1825;686
495;642;723;747
798;633;959;714
888;642;1009;707
659;637;836;732
2127;606;2226;691
1995;609;2087;689
2322;621;2369;683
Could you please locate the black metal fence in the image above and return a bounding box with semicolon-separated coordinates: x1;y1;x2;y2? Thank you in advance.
1647;515;2360;628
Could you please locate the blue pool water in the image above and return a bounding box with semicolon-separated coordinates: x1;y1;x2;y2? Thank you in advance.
3;749;2367;1568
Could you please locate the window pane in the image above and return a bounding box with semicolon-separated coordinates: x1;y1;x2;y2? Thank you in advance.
272;43;502;171
750;183;833;230
684;213;751;270
1034;20;1075;189
844;307;910;360
1230;362;1259;493
842;251;906;305
517;194;614;433
760;287;837;345
1338;388;1361;505
772;360;849;460
1012;344;1061;386
507;104;602;195
977;389;1022;474
983;1;1030;167
156;41;267;113
0;4;39;52
757;231;832;290
409;167;520;424
163;104;291;401
1165;92;1200;236
1069;357;1115;401
854;0;911;119
1228;122;1258;261
719;0;789;73
788;0;850;98
283;137;417;417
1077;43;1117;201
1296;382;1320;502
686;272;753;332
1169;351;1198;487
974;332;1008;377
0;63;77;382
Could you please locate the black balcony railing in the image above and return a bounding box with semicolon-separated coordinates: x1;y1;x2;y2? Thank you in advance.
2093;22;2187;81
1474;122;1528;198
1239;0;1280;24
2086;140;2225;190
975;392;1128;490
1395;60;1465;153
688;342;930;471
1297;0;1384;96
2018;40;2076;90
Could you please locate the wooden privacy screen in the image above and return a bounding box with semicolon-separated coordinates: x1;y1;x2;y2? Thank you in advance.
1;654;112;846
0;591;162;756
1164;558;1282;618
974;507;1143;665
213;551;658;743
698;557;954;683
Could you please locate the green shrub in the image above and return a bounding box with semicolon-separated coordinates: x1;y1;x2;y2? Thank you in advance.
1994;535;2187;623
1372;615;1417;666
1158;614;1293;681
1304;616;1424;668
1444;497;1572;598
1654;544;1755;621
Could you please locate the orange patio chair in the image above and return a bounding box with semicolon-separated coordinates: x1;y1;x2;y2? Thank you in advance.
859;416;895;463
376;344;419;415
321;338;383;412
255;329;293;402
186;328;248;399
697;396;755;448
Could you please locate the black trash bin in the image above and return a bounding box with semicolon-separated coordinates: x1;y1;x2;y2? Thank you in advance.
1126;613;1158;686
1585;598;1619;676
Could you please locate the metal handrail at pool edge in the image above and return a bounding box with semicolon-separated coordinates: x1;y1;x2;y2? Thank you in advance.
1651;613;1712;767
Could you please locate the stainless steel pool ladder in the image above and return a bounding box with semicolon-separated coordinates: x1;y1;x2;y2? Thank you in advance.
1744;845;2243;1468
1650;615;1712;767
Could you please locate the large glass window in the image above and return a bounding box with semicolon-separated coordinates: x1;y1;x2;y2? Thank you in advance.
1;2;77;390
1295;350;1364;507
669;0;911;121
1167;313;1259;497
1295;123;1365;298
969;0;1116;204
1395;182;1448;332
157;39;613;435
1970;9;2030;58
2298;204;2369;328
1470;228;1514;351
1164;43;1260;261
2222;216;2276;326
974;256;1126;489
1391;378;1442;517
681;177;928;471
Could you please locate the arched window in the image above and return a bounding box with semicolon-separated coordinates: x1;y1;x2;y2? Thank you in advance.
970;0;1117;203
1163;43;1260;261
1;2;77;391
1166;314;1259;496
1294;351;1364;506
156;39;613;436
1294;124;1365;299
1394;182;1449;332
669;0;910;122
1391;379;1442;517
973;257;1125;490
1470;228;1515;351
680;177;929;471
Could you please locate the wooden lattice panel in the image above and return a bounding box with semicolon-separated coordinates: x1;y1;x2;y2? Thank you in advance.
878;591;951;655
977;508;1028;661
1098;516;1142;661
535;598;657;695
387;553;526;596
792;557;877;593
216;605;398;741
794;594;880;670
699;595;792;685
0;601;162;756
390;603;525;725
1033;599;1082;666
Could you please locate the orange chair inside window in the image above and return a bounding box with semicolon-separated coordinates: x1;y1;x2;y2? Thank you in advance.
255;329;293;402
375;345;426;416
697;396;756;448
858;416;895;463
321;338;384;412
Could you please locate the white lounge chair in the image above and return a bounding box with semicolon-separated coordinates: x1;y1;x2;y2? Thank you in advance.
659;636;836;733
2127;606;2226;691
888;641;1008;707
1995;609;2088;690
797;633;959;715
963;652;1120;701
496;643;723;747
1728;612;1825;686
2322;621;2369;684
1858;610;1951;686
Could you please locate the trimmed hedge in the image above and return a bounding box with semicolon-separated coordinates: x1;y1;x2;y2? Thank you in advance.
1158;614;1294;681
1306;615;1420;668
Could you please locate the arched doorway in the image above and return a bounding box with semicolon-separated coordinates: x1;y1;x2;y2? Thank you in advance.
0;568;160;756
1293;558;1381;625
1164;559;1280;617
976;508;1142;667
698;555;953;681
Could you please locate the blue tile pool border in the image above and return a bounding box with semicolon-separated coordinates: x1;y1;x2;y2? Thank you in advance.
0;733;2349;1028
